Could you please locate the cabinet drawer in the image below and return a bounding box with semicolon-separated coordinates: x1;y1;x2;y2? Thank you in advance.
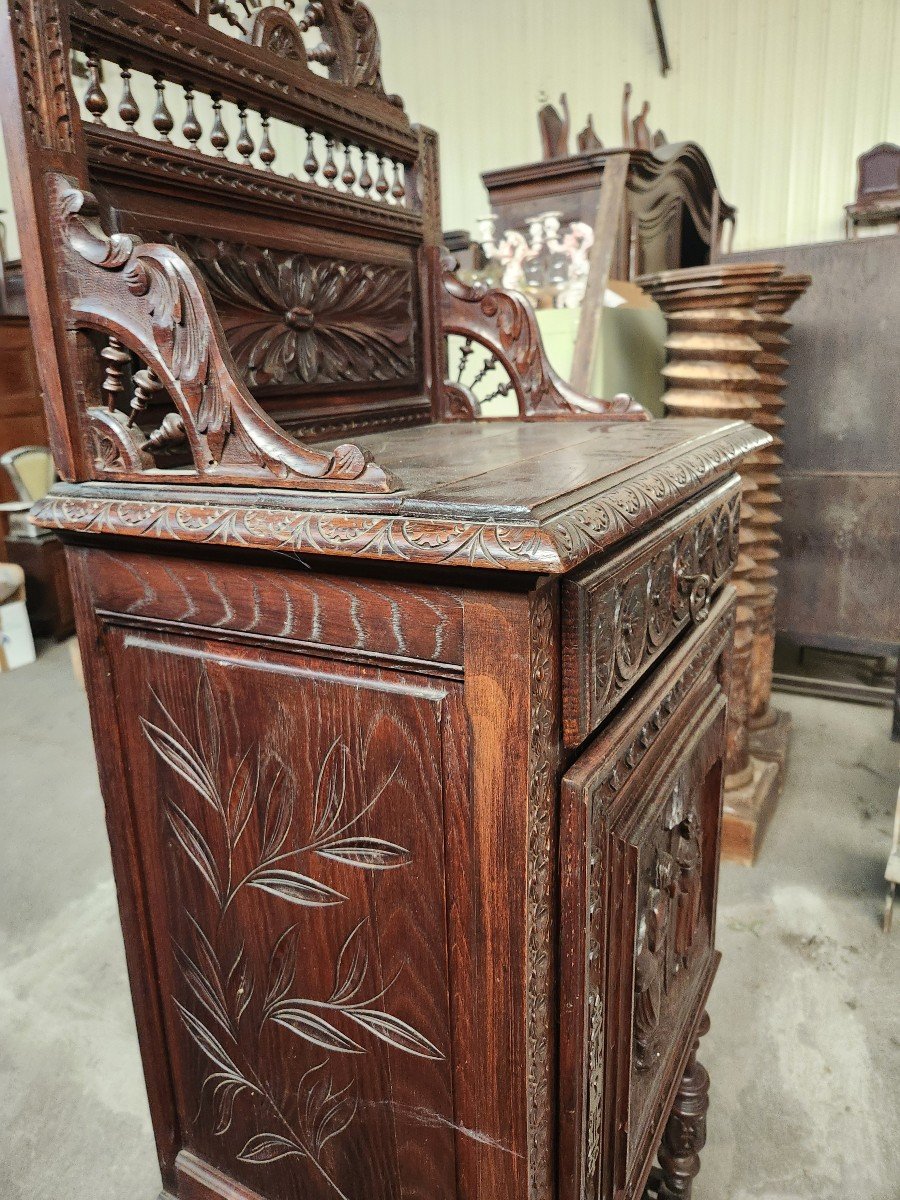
558;590;734;1200
562;476;740;747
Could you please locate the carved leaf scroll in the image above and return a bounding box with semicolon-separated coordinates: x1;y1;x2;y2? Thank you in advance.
438;249;649;422
50;173;399;492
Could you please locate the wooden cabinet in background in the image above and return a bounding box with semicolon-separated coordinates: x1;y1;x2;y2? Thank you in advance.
0;315;47;506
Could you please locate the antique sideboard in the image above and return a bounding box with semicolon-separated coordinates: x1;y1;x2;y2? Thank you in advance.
1;2;767;1199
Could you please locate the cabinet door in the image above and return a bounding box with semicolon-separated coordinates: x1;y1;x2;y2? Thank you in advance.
104;626;466;1200
559;592;733;1200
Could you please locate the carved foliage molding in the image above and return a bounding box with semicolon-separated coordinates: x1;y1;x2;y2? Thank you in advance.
526;585;557;1199
9;0;76;153
438;252;648;421
172;236;417;391
51;173;398;492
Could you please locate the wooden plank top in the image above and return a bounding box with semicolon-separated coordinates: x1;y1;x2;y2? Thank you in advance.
33;418;768;574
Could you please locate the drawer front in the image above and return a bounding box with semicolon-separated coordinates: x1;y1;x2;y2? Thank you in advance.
558;590;734;1200
562;476;740;747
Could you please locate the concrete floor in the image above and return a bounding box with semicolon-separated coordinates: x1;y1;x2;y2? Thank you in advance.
1;642;898;1200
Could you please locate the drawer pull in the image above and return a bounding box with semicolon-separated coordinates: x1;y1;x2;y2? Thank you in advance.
678;568;712;624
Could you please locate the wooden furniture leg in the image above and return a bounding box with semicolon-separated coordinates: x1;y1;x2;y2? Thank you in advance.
656;1012;711;1200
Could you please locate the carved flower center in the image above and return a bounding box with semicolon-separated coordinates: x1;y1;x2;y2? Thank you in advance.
284;305;315;331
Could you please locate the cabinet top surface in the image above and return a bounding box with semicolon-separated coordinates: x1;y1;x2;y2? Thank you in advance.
34;418;767;574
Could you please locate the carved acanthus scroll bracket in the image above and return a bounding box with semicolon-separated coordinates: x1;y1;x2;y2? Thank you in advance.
436;250;649;422
52;174;399;492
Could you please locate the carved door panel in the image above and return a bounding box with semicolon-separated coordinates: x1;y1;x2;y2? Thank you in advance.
105;627;463;1200
559;593;733;1200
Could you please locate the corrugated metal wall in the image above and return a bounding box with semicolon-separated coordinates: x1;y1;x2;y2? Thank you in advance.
372;0;900;251
0;1;897;256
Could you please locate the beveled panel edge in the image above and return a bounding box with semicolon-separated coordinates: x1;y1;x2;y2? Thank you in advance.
32;423;769;574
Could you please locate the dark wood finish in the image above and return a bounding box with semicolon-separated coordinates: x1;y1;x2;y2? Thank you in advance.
1;2;767;1198
482;144;736;285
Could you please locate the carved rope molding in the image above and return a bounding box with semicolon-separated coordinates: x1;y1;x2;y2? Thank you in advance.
170;236;416;392
32;426;769;572
438;251;649;421
51;174;399;493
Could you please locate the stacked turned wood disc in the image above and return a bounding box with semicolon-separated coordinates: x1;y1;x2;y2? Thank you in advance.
746;274;811;775
637;263;784;865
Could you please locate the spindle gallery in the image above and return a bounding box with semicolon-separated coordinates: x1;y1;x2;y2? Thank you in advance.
0;3;768;1199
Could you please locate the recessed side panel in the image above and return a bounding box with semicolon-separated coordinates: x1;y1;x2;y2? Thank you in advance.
105;627;460;1200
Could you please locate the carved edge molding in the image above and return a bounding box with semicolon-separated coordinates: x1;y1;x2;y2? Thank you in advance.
32;426;769;572
526;584;557;1199
52;173;400;493
437;250;649;421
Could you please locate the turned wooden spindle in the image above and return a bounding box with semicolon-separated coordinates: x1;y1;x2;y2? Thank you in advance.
84;49;108;124
236;104;254;163
258;113;276;170
746;273;811;774
210;94;229;157
303;129;319;180
391;161;405;201
375;155;389;197
341;141;356;190
638;263;786;865
182;86;202;148
152;74;174;142
322;137;338;186
117;62;139;129
100;336;131;411
359;148;373;195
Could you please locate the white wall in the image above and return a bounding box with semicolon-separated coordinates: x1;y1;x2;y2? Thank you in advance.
1;1;898;257
372;0;900;251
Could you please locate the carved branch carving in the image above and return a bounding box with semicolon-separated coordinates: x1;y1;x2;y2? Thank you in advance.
437;250;648;421
52;174;399;492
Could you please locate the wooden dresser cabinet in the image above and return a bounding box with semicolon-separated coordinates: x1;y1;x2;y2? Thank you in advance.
0;3;766;1199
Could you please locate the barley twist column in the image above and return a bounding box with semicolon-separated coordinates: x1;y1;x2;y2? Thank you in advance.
637;264;784;864
746;274;811;785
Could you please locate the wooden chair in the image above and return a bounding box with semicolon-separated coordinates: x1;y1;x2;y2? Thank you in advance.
845;142;900;237
1;4;767;1199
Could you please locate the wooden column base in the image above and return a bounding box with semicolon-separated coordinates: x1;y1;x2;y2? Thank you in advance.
749;706;792;791
721;755;780;865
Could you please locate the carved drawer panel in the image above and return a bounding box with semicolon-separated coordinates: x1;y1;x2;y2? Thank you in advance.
559;591;734;1200
562;476;740;747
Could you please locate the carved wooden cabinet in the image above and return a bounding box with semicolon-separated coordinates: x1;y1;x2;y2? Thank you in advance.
0;2;766;1199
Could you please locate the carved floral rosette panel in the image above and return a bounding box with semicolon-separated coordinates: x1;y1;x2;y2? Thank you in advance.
113;635;460;1200
168;236;418;395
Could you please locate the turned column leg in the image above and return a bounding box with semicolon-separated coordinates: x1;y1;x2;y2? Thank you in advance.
656;1012;711;1200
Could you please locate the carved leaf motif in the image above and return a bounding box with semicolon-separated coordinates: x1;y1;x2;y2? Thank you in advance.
166;803;221;897
344;1009;443;1059
239;1134;305;1164
317;837;410;869
141;716;220;811
248;868;346;907
271;1005;365;1054
174;998;244;1078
